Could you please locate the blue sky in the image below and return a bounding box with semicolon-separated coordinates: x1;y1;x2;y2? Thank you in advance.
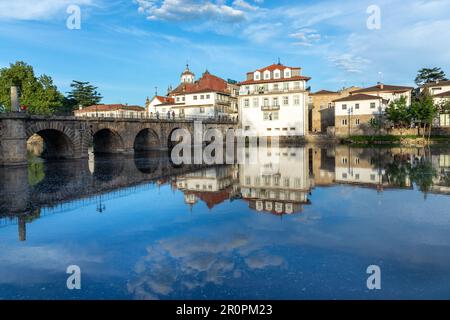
1;0;449;105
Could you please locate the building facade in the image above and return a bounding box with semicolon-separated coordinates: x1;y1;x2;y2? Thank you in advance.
148;65;238;119
309;87;360;133
333;84;413;136
74;104;145;118
421;80;450;127
238;63;311;137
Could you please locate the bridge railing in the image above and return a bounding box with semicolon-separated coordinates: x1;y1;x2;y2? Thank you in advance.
75;112;239;123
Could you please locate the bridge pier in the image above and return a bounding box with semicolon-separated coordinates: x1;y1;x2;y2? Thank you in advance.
0;114;29;166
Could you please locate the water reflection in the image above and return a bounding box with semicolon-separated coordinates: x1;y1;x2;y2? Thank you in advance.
1;146;450;299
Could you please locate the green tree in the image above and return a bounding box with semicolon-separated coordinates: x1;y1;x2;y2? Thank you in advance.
409;159;437;198
66;80;102;110
0;61;64;115
415;67;447;86
385;96;411;135
369;116;385;136
410;89;438;140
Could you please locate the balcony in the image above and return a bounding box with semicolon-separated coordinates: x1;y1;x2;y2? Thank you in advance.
261;105;281;111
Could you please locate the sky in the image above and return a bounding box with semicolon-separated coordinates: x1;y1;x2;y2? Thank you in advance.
0;0;449;106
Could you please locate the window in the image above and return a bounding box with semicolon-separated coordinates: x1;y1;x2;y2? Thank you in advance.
355;118;360;125
193;96;198;100
245;176;251;185
283;96;289;105
294;96;300;105
274;71;280;79
355;174;360;180
182;97;185;101
273;83;279;91
355;103;360;109
284;70;291;78
370;174;376;181
273;111;279;120
274;176;280;186
264;71;270;80
206;94;210;99
341;157;348;164
255;177;260;186
264;176;271;186
284;178;290;187
245;126;250;131
200;95;204;99
342;119;348;126
355;157;360;164
176;97;180;102
342;104;347;110
273;97;279;106
244;99;250;107
264;98;269;107
253;98;258;107
370;102;376;109
294;82;301;89
199;107;205;113
283;82;289;91
290;127;296;131
342;173;348;179
255;74;260;80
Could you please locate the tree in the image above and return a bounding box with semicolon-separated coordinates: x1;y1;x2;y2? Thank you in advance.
369;116;385;136
66;80;102;110
410;89;438;140
0;61;64;115
385;96;411;135
415;67;447;86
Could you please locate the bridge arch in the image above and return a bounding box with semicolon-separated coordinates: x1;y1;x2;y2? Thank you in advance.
93;128;125;154
134;128;160;152
26;123;78;160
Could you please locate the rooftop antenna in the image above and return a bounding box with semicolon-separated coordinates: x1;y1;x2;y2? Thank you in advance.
277;57;281;65
155;86;158;96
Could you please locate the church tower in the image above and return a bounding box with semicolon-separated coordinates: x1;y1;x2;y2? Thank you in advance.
181;64;195;84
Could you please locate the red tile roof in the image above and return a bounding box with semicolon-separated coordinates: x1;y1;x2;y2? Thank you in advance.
74;104;145;113
333;93;388;103
240;75;311;86
351;84;413;94
255;63;301;73
170;71;229;95
422;80;450;88
154;96;175;104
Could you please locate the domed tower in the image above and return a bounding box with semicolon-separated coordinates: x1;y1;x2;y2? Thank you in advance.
181;64;195;84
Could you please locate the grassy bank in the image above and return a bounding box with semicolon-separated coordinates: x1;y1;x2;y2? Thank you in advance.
342;135;450;146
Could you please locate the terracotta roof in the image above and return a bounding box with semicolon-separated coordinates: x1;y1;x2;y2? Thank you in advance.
171;71;229;95
422;80;450;88
312;90;339;95
154;96;175;104
333;94;388;103
351;84;413;94
186;189;231;209
240;75;311;86
75;104;145;113
255;63;301;73
434;90;450;98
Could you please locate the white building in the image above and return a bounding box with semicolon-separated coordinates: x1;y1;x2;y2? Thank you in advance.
238;63;311;137
74;104;145;118
421;80;450;127
148;65;238;119
350;83;413;105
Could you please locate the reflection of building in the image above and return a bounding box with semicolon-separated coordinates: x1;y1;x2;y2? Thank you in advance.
74;104;145;118
431;153;450;194
147;65;238;119
175;166;239;209
334;146;412;190
239;63;311;137
239;147;312;215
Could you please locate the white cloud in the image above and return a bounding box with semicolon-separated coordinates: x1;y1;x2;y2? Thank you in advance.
328;53;371;74
0;0;94;21
134;0;263;22
290;28;321;47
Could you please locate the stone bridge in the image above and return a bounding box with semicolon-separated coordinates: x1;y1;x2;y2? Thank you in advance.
0;113;237;166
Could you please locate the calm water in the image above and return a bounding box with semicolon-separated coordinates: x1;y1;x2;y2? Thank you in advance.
1;145;450;300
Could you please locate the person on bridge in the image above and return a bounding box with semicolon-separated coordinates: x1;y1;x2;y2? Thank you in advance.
156;111;159;120
172;111;175;120
167;111;171;120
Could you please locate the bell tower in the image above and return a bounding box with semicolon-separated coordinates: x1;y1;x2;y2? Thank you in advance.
181;64;195;84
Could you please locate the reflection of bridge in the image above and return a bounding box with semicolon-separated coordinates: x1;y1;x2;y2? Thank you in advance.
0;154;219;240
0;113;237;166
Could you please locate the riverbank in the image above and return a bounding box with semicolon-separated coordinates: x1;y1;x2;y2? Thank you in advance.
340;135;450;147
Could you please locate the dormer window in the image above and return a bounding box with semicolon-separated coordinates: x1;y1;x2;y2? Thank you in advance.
274;70;281;79
284;69;291;78
264;70;271;80
254;73;260;80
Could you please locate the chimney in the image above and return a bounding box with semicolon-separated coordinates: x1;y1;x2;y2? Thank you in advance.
380;83;384;90
10;86;20;112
